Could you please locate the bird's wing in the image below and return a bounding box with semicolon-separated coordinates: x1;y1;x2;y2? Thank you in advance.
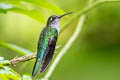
32;28;46;76
40;33;58;73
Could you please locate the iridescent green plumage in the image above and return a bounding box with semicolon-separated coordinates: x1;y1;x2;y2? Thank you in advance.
32;12;72;76
32;26;58;76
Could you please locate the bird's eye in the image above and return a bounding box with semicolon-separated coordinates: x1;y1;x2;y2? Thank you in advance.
50;17;56;22
50;17;53;21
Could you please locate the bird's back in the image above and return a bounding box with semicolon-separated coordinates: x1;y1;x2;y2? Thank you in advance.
37;27;58;59
32;26;58;76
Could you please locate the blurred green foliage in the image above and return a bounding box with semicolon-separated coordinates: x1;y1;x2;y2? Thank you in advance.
0;0;120;80
0;65;20;80
0;41;32;55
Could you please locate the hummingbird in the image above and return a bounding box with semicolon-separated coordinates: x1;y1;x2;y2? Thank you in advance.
32;12;72;76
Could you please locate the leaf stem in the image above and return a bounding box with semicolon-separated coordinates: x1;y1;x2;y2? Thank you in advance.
60;0;120;34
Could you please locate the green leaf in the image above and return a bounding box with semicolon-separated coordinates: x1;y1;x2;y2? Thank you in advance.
0;56;10;66
23;0;64;14
0;3;45;23
0;60;10;66
0;41;33;55
0;65;21;80
22;74;32;80
37;1;65;14
0;0;65;23
1;0;65;14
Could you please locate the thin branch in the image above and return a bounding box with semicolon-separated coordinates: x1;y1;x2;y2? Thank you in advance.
0;46;61;66
10;45;61;65
0;53;36;66
10;53;36;66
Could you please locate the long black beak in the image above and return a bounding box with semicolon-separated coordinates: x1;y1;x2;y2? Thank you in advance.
58;12;73;18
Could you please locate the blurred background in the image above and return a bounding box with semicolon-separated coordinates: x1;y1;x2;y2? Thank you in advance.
0;0;120;80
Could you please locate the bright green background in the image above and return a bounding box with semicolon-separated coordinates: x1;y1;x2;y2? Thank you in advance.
0;0;120;80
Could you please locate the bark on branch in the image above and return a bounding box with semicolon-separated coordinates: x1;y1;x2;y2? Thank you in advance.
0;45;61;66
10;53;37;66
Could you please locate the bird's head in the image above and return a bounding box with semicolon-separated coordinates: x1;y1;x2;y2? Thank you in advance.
47;12;73;26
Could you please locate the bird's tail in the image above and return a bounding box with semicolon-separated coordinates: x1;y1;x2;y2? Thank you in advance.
32;57;41;76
